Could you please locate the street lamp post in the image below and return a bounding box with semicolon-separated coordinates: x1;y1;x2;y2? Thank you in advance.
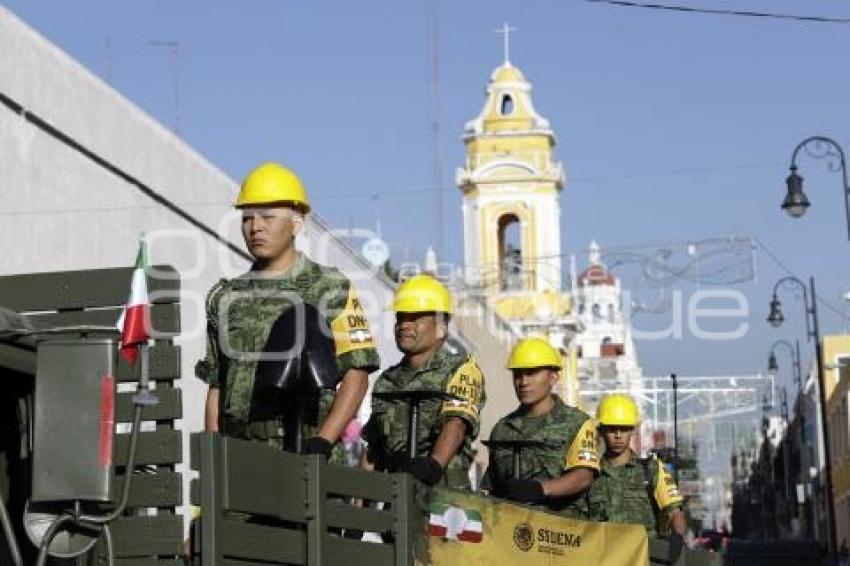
768;339;807;535
782;136;850;240
760;392;779;538
767;275;837;553
779;387;791;513
671;372;679;485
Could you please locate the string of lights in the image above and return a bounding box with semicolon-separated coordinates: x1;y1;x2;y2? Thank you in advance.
410;235;848;325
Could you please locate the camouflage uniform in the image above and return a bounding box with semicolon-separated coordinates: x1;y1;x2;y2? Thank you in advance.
482;397;600;519
587;452;683;536
362;348;486;490
195;254;380;462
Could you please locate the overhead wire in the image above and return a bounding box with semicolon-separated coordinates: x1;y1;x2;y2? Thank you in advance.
584;0;850;25
753;236;846;323
0;162;781;216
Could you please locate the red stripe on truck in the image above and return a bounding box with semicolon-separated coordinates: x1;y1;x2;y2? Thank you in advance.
99;374;115;467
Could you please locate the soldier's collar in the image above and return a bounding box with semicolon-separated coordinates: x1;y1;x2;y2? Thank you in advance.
235;253;308;283
261;253;307;280
549;394;566;412
401;345;448;372
602;450;639;472
508;394;562;424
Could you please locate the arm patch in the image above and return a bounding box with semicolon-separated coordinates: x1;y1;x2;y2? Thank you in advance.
440;356;484;422
653;459;684;509
330;285;376;356
563;418;600;472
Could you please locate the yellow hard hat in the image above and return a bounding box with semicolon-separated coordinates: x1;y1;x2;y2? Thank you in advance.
235;162;310;212
393;275;453;314
506;337;563;370
596;394;640;427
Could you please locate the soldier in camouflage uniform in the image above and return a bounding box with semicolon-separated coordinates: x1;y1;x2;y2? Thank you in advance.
361;275;485;489
482;337;600;518
196;163;379;461
588;394;686;539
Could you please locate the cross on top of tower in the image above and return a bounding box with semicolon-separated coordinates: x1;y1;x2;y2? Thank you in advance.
495;22;517;64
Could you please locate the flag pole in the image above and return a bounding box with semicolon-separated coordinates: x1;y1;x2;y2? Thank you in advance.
133;340;158;406
132;232;158;407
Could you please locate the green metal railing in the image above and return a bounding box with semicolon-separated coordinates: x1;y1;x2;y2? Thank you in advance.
190;433;423;566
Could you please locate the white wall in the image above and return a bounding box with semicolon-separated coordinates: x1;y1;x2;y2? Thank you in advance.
0;5;402;531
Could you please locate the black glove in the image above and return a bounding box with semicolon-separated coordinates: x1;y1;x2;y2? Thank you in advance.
303;436;333;457
503;479;545;504
388;451;411;473
406;456;443;486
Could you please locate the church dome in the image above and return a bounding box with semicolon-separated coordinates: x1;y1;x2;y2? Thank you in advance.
490;62;526;84
578;264;616;287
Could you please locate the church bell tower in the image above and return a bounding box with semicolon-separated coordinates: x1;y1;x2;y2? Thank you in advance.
456;53;565;296
455;32;579;404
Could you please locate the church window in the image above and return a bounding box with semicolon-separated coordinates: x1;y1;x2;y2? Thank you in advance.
498;213;523;290
500;94;514;116
592;303;602;319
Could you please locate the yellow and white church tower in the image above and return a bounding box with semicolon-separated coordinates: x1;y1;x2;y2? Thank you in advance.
455;45;581;403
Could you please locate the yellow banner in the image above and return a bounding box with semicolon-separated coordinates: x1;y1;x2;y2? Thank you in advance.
421;490;649;566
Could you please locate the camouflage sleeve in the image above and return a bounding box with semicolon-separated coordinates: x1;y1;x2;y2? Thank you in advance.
194;281;225;387
562;418;601;473
653;458;684;511
326;280;380;376
439;355;486;438
194;325;220;387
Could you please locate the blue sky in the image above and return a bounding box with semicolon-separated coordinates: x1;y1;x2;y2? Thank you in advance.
6;0;850;386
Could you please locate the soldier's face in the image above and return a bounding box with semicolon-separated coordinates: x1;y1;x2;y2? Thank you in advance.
240;206;303;261
394;312;441;354
601;426;634;457
512;367;557;407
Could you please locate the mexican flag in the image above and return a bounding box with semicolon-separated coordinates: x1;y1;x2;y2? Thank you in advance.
117;238;150;365
427;503;483;543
